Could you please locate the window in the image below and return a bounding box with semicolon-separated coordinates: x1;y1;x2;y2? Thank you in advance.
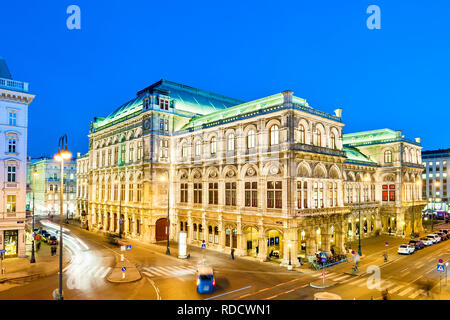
225;182;236;206
108;149;112;166
8;137;16;153
195;140;202;157
49;185;53;192
267;181;282;208
382;184;396;202
128;184;134;202
7;195;16;212
194;183;202;204
247;129;256;149
208;183;218;205
159;97;169;110
180;183;188;203
137;141;143;160
315;130;322;147
160;140;168;158
107;184;111;201
120;183;125;201
210;137;217;154
245;182;258;207
227;133;235;151
7;166;15;182
330;132;336;149
160;119;169;132
269;125;279;146
114;147;119;165
297;181;308;209
384;150;392;163
137;184;142;202
114;184;118;201
143;98;150;108
182;143;188;158
129;143;134;162
120;144;125;164
299;124;306;144
8;112;16;126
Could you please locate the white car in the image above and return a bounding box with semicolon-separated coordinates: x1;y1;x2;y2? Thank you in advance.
420;238;433;246
427;234;441;243
398;244;415;255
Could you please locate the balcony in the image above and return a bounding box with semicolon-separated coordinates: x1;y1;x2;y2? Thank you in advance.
291;143;347;157
295;206;350;217
4;182;18;189
0;77;29;92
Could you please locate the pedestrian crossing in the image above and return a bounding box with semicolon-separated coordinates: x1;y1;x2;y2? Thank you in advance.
311;271;428;299
141;265;197;278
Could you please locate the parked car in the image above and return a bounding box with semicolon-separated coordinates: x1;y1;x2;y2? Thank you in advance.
439;229;449;235
106;234;126;246
409;240;424;250
435;232;448;240
196;265;215;293
427;234;440;243
47;236;58;245
398;244;415;255
420;237;433;246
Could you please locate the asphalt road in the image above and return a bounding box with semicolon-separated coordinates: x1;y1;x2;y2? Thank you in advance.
1;219;449;300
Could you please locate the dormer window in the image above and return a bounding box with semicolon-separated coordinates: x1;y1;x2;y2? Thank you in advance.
159;98;169;110
143;98;150;108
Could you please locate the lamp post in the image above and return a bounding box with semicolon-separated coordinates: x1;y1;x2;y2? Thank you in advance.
160;173;170;255
358;176;370;257
53;134;72;300
288;242;292;270
30;170;38;264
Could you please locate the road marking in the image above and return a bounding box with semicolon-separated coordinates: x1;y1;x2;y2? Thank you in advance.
398;287;414;296
143;267;166;276
332;275;351;282
409;289;424;299
380;280;395;290
234;278;300;300
263;284;309;300
349;277;367;286
204;286;251;300
415;262;425;269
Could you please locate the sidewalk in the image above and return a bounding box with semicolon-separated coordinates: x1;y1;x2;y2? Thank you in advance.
0;241;71;284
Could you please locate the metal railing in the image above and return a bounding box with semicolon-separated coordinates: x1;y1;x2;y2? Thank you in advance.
0;77;28;92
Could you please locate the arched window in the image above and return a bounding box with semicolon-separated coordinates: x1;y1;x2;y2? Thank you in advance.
228;133;235;151
195;140;202;156
182;143;188;158
315;130;322;147
247;129;256;149
210;137;217;154
269;125;279;146
299;124;305;144
330;132;336;149
384;150;392;163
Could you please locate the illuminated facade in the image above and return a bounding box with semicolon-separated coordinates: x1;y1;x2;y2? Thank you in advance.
27;157;77;217
0;57;35;258
80;79;425;265
421;149;450;212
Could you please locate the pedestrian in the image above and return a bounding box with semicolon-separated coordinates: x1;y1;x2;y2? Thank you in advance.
231;248;235;260
36;241;41;251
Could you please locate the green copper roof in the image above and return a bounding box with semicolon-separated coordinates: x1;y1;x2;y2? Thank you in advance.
343;146;377;165
343;129;399;145
92;79;243;132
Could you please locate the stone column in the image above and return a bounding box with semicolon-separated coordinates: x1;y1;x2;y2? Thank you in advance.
18;229;26;258
218;215;225;251
306;227;316;261
281;228;300;267
236;217;244;256
187;214;193;244
257;226;267;262
202;213;207;243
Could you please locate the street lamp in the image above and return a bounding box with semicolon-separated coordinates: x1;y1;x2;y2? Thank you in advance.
161;174;170;255
288;242;292;270
30;170;38;264
53;134;72;300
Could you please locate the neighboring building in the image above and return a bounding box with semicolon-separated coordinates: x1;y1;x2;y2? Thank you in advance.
27;157;77;218
421;148;450;212
79;79;425;266
0;57;35;258
75;153;89;225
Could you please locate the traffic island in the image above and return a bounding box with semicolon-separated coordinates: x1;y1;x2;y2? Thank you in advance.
106;266;142;283
310;279;336;289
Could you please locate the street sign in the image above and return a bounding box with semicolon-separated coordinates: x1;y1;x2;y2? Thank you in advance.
320;252;327;259
201;243;206;249
437;264;445;272
439;259;444;263
121;245;125;251
121;267;126;272
385;242;389;246
126;245;131;251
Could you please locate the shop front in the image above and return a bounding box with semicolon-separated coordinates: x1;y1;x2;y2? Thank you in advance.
4;230;18;257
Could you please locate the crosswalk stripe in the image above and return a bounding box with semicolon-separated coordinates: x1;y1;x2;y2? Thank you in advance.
325;273;341;280
332;275;351;281
101;267;111;278
380;281;396;290
349;277;367;286
157;266;178;275
389;285;404;294
143;267;167;276
398;287;415;296
408;289;424;299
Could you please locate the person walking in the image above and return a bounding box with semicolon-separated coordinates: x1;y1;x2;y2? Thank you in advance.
231;248;235;260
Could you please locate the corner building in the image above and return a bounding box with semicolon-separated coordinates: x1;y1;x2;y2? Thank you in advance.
80;79;425;266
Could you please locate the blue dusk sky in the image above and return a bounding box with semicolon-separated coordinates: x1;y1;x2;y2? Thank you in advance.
1;0;449;158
